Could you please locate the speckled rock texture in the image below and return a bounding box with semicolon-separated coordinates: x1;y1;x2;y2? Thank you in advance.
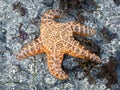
0;0;120;90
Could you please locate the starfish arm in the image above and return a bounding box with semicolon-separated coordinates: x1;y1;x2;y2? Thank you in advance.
46;51;69;80
64;38;101;63
41;9;64;20
16;38;44;60
63;22;96;37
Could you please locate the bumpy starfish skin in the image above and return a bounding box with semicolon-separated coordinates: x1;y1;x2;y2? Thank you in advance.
16;9;101;80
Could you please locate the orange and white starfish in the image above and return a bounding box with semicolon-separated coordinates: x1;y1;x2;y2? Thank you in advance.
16;9;101;80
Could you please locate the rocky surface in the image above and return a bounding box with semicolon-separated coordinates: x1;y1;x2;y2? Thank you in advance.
0;0;120;90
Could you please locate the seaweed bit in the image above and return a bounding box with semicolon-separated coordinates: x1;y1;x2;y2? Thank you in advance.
100;27;118;43
97;57;118;88
13;2;27;16
60;0;98;23
12;23;28;40
60;0;97;12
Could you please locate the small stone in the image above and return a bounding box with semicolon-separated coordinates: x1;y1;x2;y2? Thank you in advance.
45;74;57;85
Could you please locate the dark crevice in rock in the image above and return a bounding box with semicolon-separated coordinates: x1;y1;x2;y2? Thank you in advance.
113;0;120;6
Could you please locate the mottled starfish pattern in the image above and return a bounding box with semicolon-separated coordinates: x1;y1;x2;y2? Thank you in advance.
16;9;101;80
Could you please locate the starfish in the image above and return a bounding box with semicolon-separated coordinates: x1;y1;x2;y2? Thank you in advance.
16;9;101;80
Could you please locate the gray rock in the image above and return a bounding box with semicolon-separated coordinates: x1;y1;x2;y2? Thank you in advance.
0;0;120;90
